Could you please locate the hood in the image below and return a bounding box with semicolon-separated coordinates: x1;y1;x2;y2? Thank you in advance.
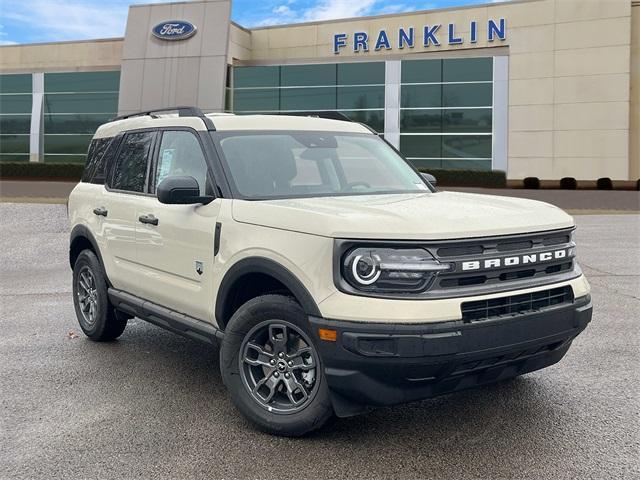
231;192;574;240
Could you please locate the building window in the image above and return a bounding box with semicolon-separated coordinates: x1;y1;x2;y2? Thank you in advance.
231;58;493;170
231;62;385;134
0;74;32;162
43;71;120;163
399;57;493;170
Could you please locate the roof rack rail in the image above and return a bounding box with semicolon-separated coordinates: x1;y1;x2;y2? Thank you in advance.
111;106;215;131
281;111;379;135
283;111;379;134
284;111;353;122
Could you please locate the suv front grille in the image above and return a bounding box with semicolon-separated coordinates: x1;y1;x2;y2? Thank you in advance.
335;227;580;300
437;260;574;289
424;228;579;298
435;232;571;258
461;286;574;323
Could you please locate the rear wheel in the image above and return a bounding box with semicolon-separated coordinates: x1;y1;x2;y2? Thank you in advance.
72;250;127;341
220;295;333;436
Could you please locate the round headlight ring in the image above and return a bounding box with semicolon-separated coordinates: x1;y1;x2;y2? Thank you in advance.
351;254;381;285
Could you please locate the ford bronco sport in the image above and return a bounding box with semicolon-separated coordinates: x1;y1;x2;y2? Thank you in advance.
68;107;592;436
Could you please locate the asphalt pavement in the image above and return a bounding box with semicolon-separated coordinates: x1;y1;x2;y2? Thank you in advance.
0;203;638;479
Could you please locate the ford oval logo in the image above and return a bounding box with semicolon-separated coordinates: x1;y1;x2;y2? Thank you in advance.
152;20;197;41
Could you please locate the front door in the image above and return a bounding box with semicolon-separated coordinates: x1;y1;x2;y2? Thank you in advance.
134;129;220;322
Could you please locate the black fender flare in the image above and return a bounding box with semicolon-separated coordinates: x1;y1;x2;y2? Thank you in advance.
69;225;109;282
215;257;322;327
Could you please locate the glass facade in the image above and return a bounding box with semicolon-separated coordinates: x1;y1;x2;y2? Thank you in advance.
3;58;493;170
43;71;120;163
399;57;493;170
231;62;385;133
231;57;494;170
0;74;32;161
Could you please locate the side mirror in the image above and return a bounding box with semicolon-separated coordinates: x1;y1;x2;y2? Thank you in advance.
157;176;213;205
421;172;437;188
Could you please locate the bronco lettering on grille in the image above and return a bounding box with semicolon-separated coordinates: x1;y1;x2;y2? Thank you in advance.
461;248;572;271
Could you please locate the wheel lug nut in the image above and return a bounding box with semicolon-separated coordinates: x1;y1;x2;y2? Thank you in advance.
270;359;276;365
274;372;279;377
278;352;284;358
288;361;293;367
285;373;290;378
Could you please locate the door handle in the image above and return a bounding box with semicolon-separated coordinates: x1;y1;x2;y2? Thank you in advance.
93;207;108;217
138;214;159;226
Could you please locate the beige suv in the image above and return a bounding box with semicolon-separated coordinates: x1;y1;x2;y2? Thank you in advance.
68;107;592;436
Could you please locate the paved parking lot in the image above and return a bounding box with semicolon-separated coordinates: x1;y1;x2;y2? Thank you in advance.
0;203;638;479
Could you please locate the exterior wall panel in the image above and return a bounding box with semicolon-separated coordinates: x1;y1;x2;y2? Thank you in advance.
554;17;631;51
554;0;631;23
118;0;231;115
509;78;554;105
0;40;122;73
630;2;640;180
554;74;630;104
509;105;553;132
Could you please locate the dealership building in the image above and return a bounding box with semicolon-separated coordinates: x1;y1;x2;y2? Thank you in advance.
0;0;638;180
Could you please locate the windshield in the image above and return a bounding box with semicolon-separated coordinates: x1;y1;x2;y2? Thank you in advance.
213;131;431;200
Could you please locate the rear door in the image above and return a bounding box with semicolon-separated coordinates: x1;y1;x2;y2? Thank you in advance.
101;129;157;296
134;129;221;321
75;135;118;260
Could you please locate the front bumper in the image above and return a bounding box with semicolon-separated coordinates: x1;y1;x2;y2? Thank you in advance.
309;296;592;417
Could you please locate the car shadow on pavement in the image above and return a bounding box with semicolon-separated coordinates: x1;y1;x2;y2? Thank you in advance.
38;313;622;479
83;319;565;449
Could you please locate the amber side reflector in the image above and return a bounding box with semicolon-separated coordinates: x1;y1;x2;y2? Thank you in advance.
318;328;337;342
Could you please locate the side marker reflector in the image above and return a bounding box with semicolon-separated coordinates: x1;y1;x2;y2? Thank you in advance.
318;328;337;342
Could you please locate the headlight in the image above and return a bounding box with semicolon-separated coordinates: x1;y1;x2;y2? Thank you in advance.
342;247;451;293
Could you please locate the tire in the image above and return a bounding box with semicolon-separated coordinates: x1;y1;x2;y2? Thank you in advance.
220;294;333;436
72;249;127;341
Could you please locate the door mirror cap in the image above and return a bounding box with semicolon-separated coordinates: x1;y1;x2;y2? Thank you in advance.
421;172;437;188
157;176;213;205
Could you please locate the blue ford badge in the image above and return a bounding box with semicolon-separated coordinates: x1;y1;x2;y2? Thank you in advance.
152;21;197;41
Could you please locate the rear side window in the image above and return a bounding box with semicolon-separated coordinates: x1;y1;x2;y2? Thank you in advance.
109;131;155;193
92;136;121;185
82;137;112;184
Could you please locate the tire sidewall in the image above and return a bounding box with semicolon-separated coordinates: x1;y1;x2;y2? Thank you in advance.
72;250;110;339
220;295;333;436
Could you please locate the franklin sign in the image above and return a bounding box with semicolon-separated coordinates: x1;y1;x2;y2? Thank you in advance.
152;21;197;41
333;18;506;54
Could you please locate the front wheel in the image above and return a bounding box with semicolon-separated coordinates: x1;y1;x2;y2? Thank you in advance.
220;295;333;436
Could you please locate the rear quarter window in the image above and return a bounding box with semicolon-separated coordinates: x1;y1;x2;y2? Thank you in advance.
82;137;116;185
109;131;156;193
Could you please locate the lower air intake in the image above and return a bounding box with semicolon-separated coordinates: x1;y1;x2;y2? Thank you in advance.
461;286;574;323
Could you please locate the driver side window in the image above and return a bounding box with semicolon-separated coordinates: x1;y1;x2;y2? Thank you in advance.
155;130;209;195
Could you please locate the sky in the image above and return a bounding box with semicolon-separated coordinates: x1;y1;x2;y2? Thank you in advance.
0;0;507;46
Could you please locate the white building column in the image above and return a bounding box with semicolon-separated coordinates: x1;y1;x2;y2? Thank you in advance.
384;60;401;149
492;56;508;173
29;73;44;163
